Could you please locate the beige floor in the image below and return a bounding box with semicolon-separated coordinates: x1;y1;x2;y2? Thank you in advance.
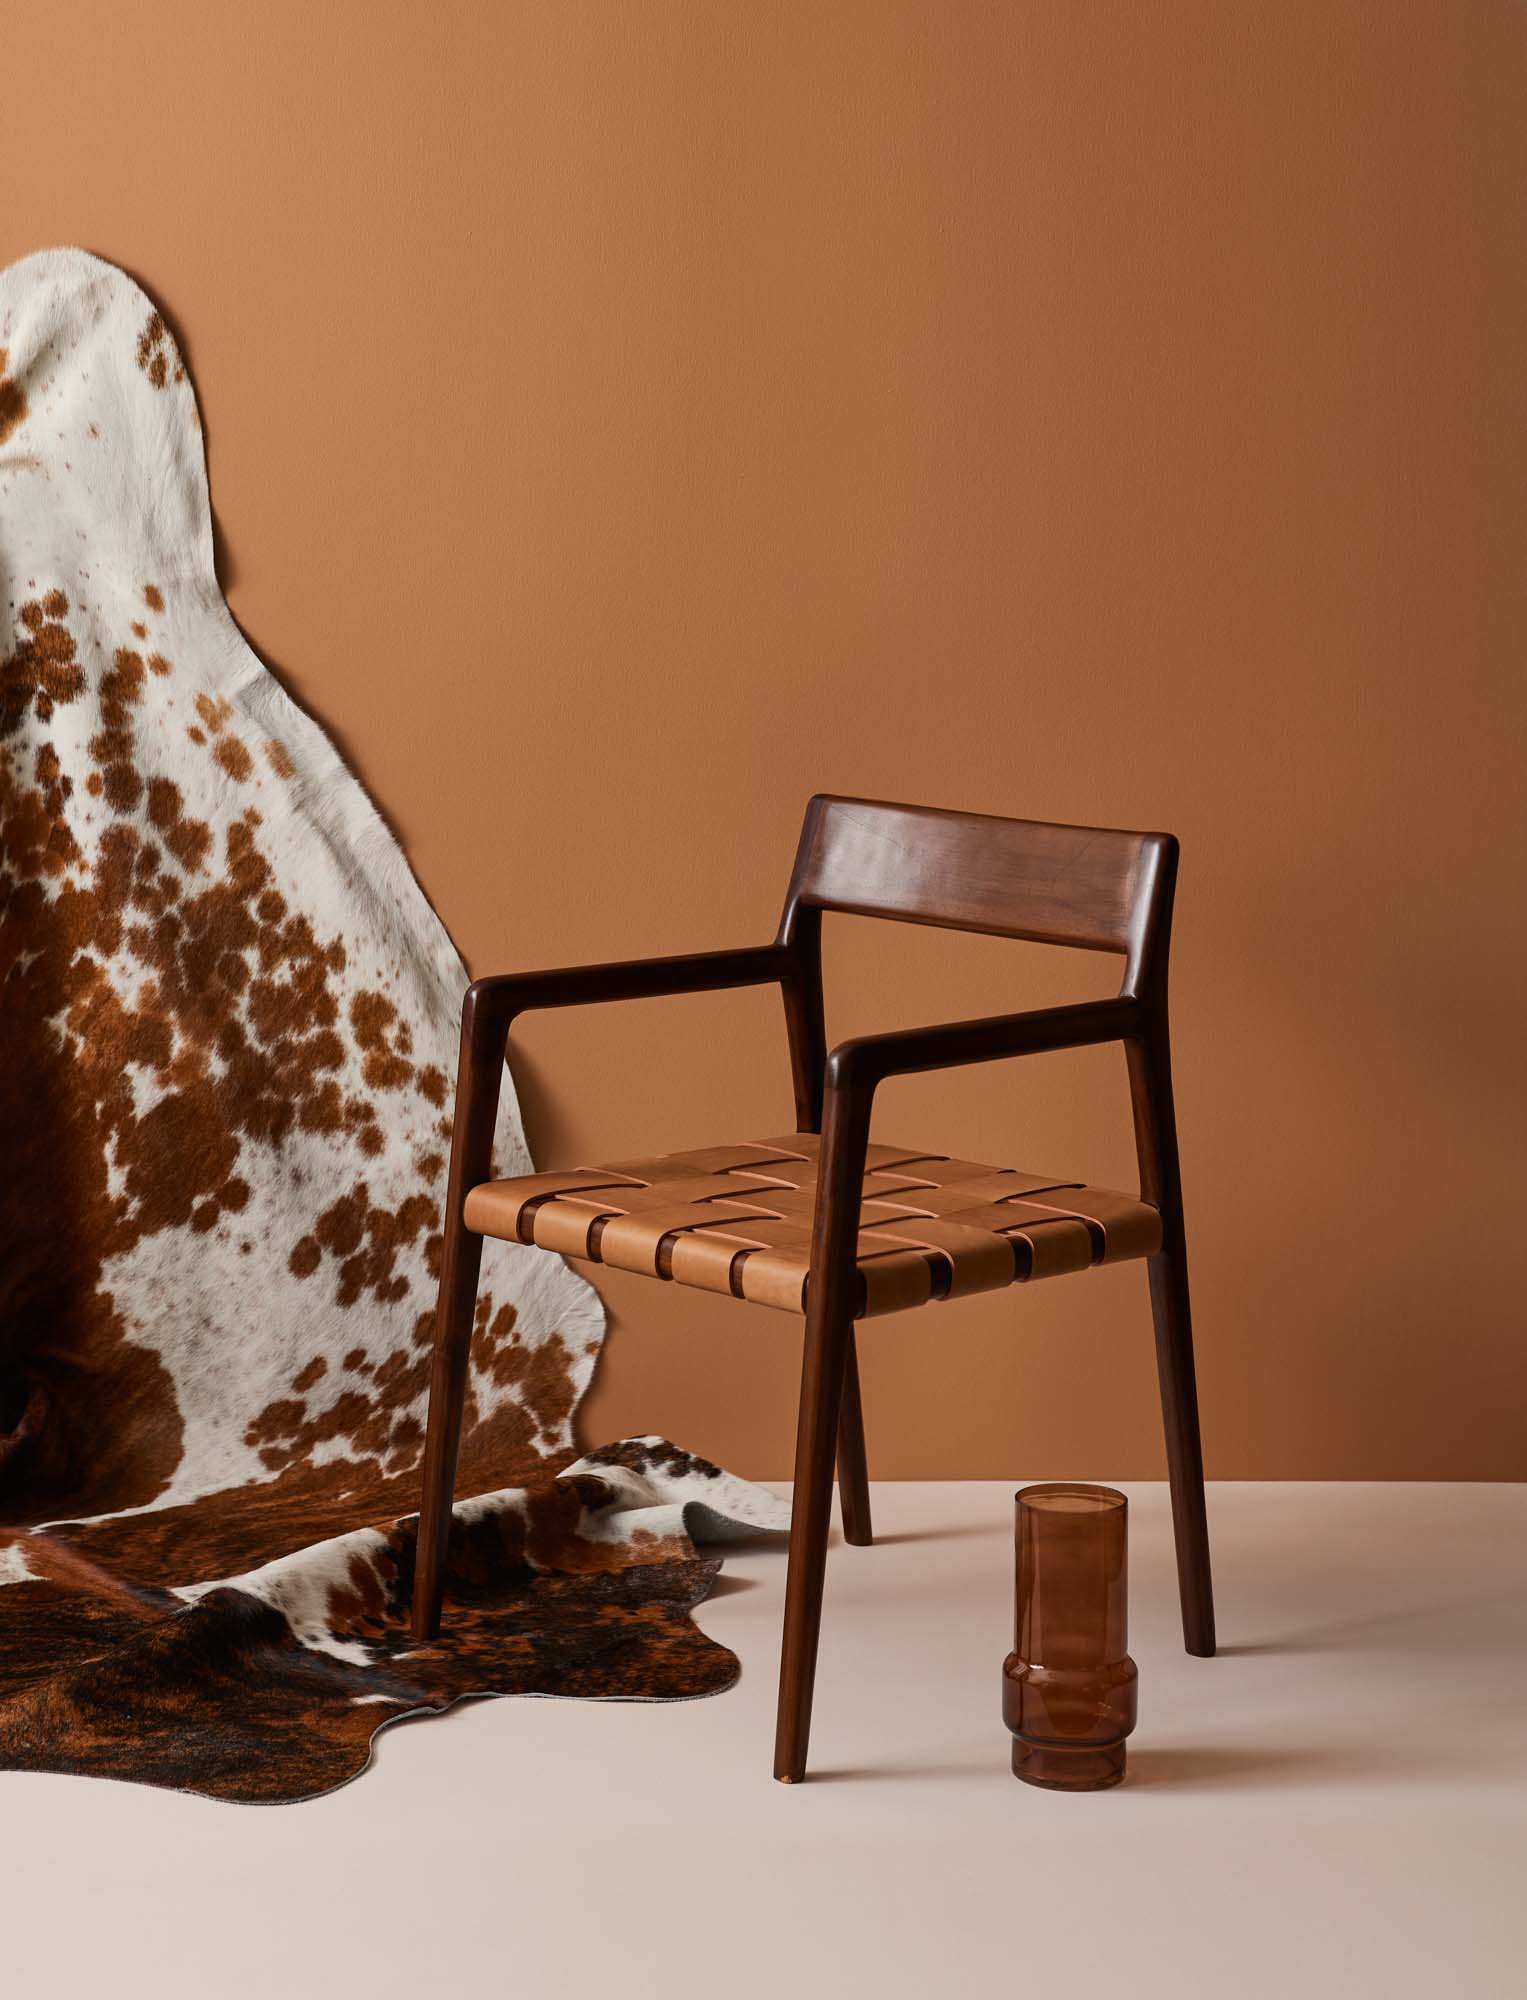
5;1482;1524;1998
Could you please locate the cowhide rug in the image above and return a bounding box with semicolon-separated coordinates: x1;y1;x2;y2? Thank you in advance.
0;249;787;1803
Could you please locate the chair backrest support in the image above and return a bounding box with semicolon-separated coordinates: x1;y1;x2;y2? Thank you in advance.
779;795;1176;997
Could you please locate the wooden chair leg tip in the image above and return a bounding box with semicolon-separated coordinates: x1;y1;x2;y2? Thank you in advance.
409;1599;444;1642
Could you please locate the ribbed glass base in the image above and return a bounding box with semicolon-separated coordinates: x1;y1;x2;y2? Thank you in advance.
1010;1737;1127;1791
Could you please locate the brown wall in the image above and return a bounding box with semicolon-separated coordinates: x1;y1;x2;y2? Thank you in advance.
9;2;1525;1478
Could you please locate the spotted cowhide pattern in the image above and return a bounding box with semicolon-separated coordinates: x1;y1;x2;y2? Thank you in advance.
0;250;787;1802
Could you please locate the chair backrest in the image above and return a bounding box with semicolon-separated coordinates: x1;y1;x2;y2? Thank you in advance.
780;795;1176;993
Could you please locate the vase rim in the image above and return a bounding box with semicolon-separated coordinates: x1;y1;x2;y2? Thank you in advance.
1014;1481;1127;1514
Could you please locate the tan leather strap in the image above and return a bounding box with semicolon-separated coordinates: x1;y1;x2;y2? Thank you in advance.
462;1133;1161;1321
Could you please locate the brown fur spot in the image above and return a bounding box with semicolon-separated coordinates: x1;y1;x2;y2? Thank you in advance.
0;349;27;446
214;736;254;782
101;763;142;812
135;318;180;397
290;1179;438;1315
289;1237;322;1278
2;597;86;735
477;1310;579;1445
351;990;414;1091
145;776;212;872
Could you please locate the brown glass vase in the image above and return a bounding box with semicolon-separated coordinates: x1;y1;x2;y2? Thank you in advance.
1003;1483;1137;1791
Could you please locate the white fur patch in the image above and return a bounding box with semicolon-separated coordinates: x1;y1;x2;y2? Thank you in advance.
176;1524;394;1666
0;1541;36;1588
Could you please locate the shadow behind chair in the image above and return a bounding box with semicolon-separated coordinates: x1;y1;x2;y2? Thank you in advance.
411;795;1215;1782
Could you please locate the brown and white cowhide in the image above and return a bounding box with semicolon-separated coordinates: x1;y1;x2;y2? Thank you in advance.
0;250;786;1802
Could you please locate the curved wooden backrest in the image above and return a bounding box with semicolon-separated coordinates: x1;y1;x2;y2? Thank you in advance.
781;795;1176;989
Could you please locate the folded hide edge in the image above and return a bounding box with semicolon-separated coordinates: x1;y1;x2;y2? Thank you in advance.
0;249;788;1803
0;1441;789;1804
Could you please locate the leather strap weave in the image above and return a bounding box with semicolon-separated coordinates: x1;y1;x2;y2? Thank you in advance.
463;1134;1160;1320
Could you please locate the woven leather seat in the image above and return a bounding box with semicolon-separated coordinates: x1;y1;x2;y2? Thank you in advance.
463;1134;1161;1319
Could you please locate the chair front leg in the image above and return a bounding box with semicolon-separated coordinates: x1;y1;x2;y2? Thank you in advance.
411;1211;486;1638
774;1077;871;1782
410;995;505;1639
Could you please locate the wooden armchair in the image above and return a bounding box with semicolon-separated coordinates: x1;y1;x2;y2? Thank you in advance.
412;795;1215;1782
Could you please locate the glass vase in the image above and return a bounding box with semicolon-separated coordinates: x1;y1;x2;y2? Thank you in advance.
1002;1482;1137;1791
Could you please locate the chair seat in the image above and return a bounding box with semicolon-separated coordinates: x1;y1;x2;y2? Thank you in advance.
463;1134;1161;1320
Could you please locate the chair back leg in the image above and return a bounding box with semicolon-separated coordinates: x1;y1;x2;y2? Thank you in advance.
1128;1029;1215;1657
1146;1238;1215;1655
835;1329;873;1545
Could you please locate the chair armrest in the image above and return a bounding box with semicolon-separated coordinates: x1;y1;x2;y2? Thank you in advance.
823;997;1142;1093
463;943;792;1040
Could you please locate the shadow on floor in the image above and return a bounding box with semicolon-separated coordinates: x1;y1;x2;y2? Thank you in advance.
702;1572;759;1601
804;1764;975;1785
806;1735;1524;1792
870;1523;1001;1549
1208;1585;1523;1659
1125;1746;1330;1790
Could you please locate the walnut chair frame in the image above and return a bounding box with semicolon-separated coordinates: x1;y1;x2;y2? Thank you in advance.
411;795;1215;1783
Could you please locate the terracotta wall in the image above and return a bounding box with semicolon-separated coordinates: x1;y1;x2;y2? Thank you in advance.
8;2;1525;1477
